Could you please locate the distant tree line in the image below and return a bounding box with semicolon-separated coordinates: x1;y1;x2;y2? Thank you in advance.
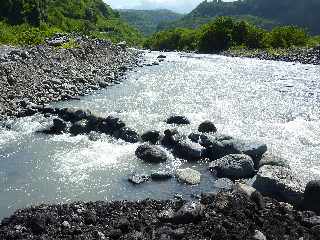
144;17;316;53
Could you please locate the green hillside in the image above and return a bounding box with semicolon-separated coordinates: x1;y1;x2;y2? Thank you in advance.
119;9;183;36
158;0;320;35
0;0;142;45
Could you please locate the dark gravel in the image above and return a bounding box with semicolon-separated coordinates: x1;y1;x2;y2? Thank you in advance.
222;46;320;65
0;191;319;240
0;37;142;121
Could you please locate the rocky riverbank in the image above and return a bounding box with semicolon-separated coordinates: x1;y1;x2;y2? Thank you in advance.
221;46;320;65
1;188;320;239
0;35;142;121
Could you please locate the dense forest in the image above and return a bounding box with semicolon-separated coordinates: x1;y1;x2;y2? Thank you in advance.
159;0;320;35
145;16;318;53
0;0;142;45
119;9;183;36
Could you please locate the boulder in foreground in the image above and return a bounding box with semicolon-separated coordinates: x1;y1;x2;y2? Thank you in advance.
135;144;169;163
251;165;303;205
209;154;255;179
176;168;201;185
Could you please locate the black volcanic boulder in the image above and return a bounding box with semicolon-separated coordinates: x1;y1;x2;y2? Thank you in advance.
172;141;204;161
166;116;190;125
135;144;169;163
203;140;241;160
114;127;140;143
98;116;125;134
42;118;67;134
141;130;162;144
70;119;90;135
198;120;217;133
251;165;303;205
173;202;204;224
301;180;320;214
59;108;92;123
209;154;255;180
231;140;268;167
160;129;183;149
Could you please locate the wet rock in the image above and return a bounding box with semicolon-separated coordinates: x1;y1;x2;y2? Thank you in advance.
135;144;169;163
161;129;183;148
151;171;173;181
302;216;320;228
188;133;202;143
128;173;150;184
141;130;161;144
166;116;190;125
209;154;255;179
83;211;97;225
198;120;217;133
172;141;204;161
203;139;241;160
251;165;303;205
117;218;130;233
157;55;166;59
114;127;140;143
173;202;204;224
213;178;234;192
176;168;201;185
42;118;67;134
62;221;71;229
231;140;268;167
70;119;90;135
158;208;175;222
98;116;126;134
117;41;127;50
234;183;265;209
259;152;291;169
301;180;320;214
253;230;267;240
29;214;46;234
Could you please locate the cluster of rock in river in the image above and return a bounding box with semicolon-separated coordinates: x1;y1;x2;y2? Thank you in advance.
0;35;142;121
222;46;320;65
31;106;320;217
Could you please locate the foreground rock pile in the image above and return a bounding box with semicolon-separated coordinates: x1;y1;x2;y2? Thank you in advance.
222;46;320;65
0;36;141;121
1;189;320;240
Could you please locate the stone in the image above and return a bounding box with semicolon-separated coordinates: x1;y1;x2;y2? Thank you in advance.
141;130;161;144
135;144;169;163
151;171;173;180
234;183;265;209
166;116;190;125
253;230;267;240
176;168;201;185
209;154;255;179
172;141;204;161
157;55;167;59
114;127;140;143
98;116;125;134
302;216;320;228
160;129;183;148
128;173;150;184
231;140;268;167
198;120;217;133
259;152;291;169
29;214;46;234
203;140;241;160
70;119;90;135
213;178;234;191
62;221;71;229
173;202;204;224
158;209;175;223
301;180;320;214
251;165;303;205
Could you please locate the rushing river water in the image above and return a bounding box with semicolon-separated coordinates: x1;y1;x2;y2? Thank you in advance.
1;51;320;220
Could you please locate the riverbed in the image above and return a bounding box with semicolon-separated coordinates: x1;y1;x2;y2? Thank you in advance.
1;51;320;220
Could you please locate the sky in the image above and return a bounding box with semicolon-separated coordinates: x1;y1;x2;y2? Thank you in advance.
105;0;222;13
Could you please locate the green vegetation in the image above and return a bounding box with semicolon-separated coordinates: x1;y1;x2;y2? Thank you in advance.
119;9;183;36
158;0;320;35
0;0;143;46
144;17;316;53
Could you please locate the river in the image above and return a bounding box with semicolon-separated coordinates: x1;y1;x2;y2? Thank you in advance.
1;51;320;220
